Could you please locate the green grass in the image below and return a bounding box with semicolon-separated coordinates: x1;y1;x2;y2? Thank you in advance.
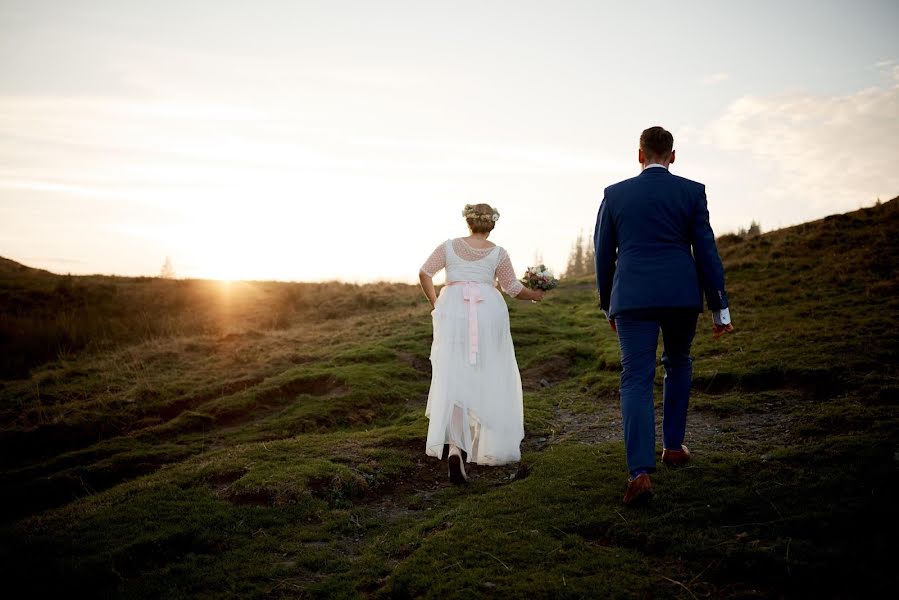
1;198;898;598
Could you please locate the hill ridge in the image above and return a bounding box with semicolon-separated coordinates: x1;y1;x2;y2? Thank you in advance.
2;195;895;281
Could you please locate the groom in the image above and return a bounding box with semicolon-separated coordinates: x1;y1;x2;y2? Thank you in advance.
594;126;734;506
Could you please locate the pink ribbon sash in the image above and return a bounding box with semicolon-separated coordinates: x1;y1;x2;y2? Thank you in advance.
446;281;484;365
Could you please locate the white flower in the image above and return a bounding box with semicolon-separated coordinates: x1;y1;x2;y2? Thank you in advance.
492;213;499;222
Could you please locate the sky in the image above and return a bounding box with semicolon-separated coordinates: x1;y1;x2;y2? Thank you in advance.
1;0;897;283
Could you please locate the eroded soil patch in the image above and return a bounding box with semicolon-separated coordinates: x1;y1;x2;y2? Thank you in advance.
521;354;573;391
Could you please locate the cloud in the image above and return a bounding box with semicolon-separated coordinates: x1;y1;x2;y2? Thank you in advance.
706;69;899;214
351;137;631;173
702;73;729;85
0;87;627;207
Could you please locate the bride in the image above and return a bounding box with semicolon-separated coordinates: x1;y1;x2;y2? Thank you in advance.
418;203;545;484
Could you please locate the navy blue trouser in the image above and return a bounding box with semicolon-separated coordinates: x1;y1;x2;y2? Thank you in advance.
614;309;698;477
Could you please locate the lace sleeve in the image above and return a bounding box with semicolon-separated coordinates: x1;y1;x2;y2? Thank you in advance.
495;249;524;297
420;242;447;277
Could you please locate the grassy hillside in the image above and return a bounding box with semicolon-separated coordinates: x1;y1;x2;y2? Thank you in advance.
0;261;415;379
1;198;897;598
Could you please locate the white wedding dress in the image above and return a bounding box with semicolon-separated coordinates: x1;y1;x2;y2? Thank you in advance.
420;238;525;465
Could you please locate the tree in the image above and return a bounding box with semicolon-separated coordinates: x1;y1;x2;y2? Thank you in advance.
737;221;762;238
584;236;595;274
159;256;176;279
564;230;591;278
747;220;762;236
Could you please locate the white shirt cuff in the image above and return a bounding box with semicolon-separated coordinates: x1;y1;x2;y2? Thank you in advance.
712;307;731;326
602;308;610;320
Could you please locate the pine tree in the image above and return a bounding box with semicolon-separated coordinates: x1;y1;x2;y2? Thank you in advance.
159;257;176;279
584;235;595;275
747;221;761;236
565;230;591;278
737;221;762;238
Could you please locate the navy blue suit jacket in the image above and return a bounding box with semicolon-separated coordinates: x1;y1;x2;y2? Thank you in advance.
594;167;728;318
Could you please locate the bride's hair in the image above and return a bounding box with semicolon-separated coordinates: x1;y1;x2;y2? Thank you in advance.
463;203;500;234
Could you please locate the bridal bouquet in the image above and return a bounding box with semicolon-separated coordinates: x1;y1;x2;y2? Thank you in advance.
520;265;559;291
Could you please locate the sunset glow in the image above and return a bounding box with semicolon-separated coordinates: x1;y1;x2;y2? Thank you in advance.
1;1;897;282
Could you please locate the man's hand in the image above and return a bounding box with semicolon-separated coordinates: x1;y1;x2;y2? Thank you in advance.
712;323;734;339
602;307;617;333
712;308;733;339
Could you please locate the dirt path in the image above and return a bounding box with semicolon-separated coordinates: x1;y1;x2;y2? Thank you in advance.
528;397;796;460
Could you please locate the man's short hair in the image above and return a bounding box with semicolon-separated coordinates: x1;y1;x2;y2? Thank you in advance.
640;126;674;160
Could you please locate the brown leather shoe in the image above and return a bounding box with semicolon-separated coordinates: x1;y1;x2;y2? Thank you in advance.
623;473;653;506
661;444;691;467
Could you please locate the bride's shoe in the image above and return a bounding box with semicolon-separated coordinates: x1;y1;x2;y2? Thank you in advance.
447;445;469;485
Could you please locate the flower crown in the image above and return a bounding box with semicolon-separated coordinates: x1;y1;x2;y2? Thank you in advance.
462;204;500;222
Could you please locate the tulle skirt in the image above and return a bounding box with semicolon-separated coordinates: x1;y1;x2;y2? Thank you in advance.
425;283;524;465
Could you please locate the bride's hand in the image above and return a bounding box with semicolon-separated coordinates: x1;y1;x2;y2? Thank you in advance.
517;287;545;302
